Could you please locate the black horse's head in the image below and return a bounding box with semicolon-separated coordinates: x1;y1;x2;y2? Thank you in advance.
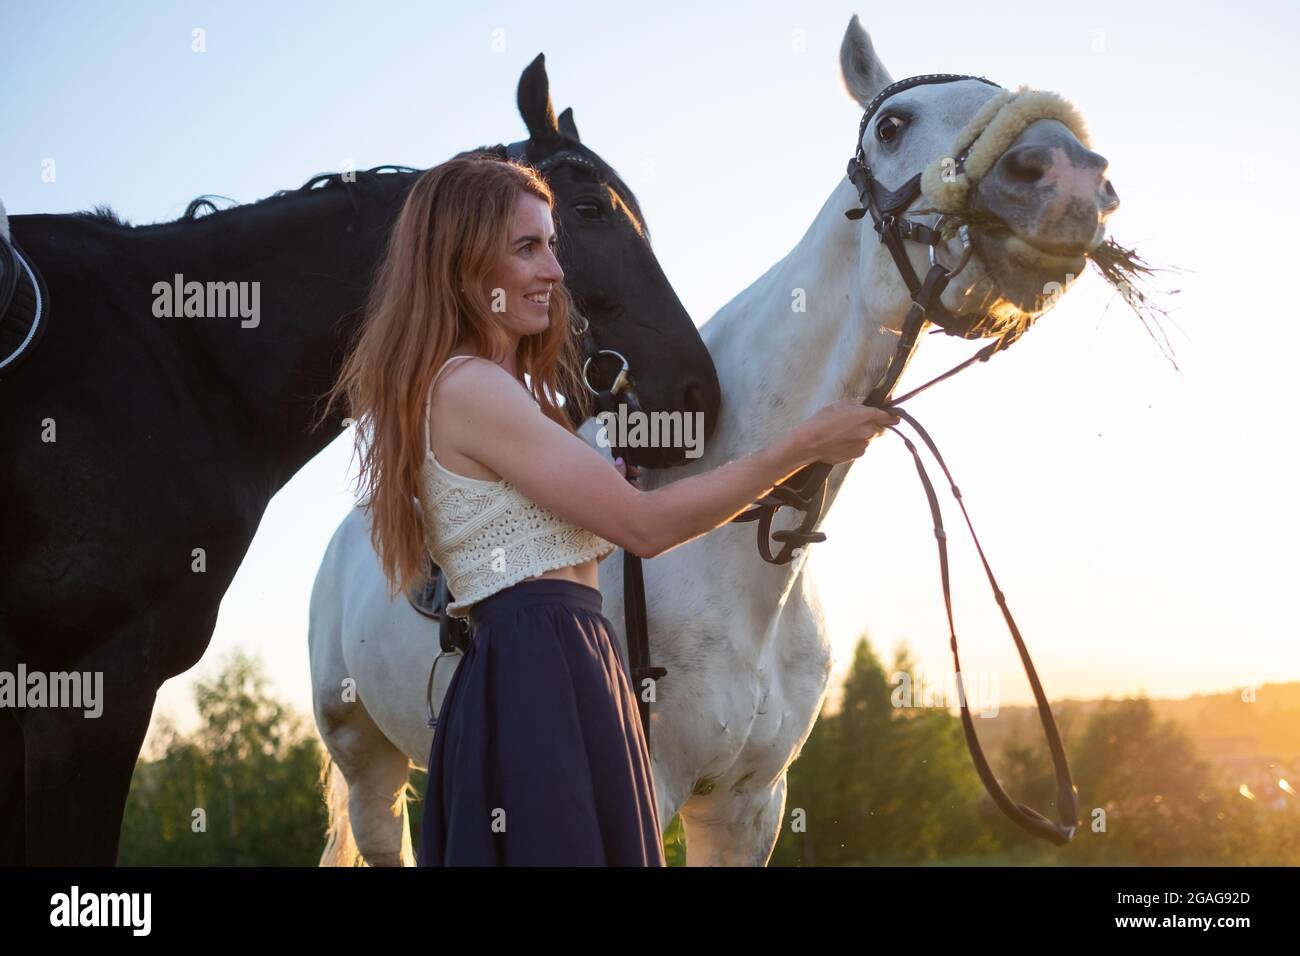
495;54;721;467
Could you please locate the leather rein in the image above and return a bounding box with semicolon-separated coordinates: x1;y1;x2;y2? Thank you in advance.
636;74;1078;846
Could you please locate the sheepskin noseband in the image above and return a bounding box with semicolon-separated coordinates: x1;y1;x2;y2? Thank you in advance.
919;86;1092;211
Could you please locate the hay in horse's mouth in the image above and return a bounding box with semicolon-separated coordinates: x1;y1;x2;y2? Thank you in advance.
915;205;1183;370
1085;238;1184;371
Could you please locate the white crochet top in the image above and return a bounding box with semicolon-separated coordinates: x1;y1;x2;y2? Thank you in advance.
420;355;616;618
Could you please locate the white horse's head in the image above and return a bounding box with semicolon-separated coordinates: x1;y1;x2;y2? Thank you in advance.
840;15;1120;338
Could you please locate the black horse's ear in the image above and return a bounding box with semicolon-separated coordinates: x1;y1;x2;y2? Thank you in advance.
517;53;562;153
557;107;581;143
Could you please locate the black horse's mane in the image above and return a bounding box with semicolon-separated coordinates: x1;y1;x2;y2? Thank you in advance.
73;144;648;239
73;164;421;229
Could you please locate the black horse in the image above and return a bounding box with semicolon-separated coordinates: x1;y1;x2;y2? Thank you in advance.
0;53;720;865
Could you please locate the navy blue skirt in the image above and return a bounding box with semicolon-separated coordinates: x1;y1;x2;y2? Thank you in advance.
418;578;665;866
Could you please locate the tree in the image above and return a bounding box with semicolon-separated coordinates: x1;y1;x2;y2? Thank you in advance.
119;651;327;865
774;634;1003;865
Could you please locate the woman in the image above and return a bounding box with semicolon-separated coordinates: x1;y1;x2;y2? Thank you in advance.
321;152;898;866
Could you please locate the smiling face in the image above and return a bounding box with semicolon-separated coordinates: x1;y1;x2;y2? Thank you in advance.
479;191;565;340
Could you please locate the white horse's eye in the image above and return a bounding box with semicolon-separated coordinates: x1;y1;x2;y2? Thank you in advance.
875;114;906;144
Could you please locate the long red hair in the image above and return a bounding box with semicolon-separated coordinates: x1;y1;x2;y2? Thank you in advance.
316;153;592;598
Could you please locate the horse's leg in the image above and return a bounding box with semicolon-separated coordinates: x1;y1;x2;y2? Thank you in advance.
309;507;417;867
21;666;157;865
315;698;415;867
0;708;25;865
311;625;412;865
677;775;788;867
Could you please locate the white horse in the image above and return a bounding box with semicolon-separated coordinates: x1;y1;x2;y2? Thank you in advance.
310;14;1118;866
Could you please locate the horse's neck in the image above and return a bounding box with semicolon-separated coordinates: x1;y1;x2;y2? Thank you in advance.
652;175;905;642
138;183;411;490
698;175;899;490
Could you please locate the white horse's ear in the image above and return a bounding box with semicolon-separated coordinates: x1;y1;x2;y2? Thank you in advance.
0;198;9;243
840;14;893;109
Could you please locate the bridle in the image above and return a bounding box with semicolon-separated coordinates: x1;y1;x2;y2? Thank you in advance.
501;139;675;746
732;73;1019;566
500;137;645;413
499;141;673;740
728;72;1079;846
433;104;1080;848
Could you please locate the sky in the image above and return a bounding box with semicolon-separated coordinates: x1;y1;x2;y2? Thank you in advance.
3;0;1298;749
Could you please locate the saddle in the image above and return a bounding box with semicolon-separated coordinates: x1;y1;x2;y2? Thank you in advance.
0;200;50;380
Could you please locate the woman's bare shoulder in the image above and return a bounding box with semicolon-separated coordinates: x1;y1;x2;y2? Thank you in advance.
438;357;534;410
431;359;538;448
